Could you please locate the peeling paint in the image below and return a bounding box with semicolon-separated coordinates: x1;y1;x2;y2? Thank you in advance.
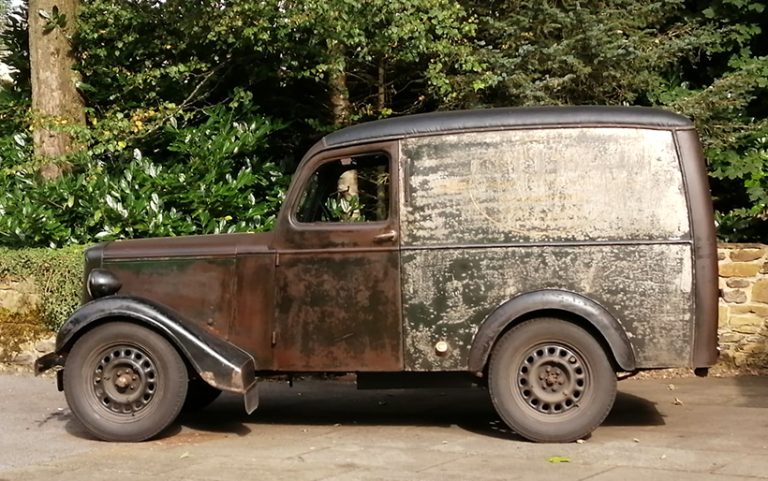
400;128;690;246
402;240;694;370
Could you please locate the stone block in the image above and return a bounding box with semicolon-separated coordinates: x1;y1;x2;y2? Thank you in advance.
733;324;761;335
762;262;768;275
726;278;750;288
730;313;763;327
718;250;727;261
752;279;768;303
718;304;729;325
718;332;742;343
34;337;55;353
719;262;761;278
730;247;766;262
722;289;747;304
730;303;768;317
732;352;749;366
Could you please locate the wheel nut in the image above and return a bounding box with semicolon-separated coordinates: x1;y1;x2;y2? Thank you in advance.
545;367;551;373
132;375;137;381
569;357;576;363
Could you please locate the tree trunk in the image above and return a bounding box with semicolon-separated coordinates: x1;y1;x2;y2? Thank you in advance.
28;0;85;180
328;43;350;126
377;58;386;113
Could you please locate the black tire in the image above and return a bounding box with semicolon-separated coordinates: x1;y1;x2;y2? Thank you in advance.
182;378;222;412
63;322;188;442
488;318;617;443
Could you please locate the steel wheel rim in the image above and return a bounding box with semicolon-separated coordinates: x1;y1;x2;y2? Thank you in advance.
89;344;158;416
516;343;588;415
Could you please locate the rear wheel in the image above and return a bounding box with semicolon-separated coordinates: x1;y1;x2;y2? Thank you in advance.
488;318;617;443
64;322;188;442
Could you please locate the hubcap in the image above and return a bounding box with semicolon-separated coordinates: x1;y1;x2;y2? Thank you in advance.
91;346;157;415
516;344;587;414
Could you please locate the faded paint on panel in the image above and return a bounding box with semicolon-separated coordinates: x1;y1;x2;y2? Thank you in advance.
400;128;690;245
106;258;235;339
402;244;693;370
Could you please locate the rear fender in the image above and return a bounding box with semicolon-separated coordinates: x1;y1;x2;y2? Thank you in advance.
468;289;636;372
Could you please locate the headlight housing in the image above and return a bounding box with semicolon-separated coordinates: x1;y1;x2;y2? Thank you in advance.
87;268;122;299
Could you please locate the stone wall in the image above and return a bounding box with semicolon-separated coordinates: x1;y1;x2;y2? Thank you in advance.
0;276;52;366
717;243;768;368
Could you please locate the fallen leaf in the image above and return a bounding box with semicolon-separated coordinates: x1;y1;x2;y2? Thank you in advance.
633;438;640;443
179;452;190;459
576;439;585;444
673;397;684;406
667;384;676;391
547;456;571;463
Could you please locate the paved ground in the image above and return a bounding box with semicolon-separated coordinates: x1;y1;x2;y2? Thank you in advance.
1;373;767;481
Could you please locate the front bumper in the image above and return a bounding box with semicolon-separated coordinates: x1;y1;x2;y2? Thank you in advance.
34;352;64;375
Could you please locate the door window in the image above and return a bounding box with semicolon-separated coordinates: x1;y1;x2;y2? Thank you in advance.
295;153;390;223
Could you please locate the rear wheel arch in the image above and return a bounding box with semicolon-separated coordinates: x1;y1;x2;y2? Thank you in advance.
468;290;636;373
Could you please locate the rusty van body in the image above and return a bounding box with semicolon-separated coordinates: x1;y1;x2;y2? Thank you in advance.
36;106;718;443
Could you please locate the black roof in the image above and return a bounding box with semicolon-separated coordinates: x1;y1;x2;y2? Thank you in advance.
323;106;692;147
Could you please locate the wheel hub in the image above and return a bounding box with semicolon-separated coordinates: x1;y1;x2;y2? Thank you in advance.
91;346;157;415
517;344;587;414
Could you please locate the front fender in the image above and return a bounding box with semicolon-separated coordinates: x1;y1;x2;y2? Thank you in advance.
468;289;636;372
42;296;257;395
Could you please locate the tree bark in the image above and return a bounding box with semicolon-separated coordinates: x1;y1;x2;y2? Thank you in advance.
377;58;386;113
328;43;350;126
28;0;85;180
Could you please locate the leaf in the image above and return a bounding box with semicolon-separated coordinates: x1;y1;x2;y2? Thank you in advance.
12;133;25;147
37;9;50;20
547;456;570;463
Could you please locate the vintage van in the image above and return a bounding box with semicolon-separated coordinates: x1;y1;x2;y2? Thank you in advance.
36;106;718;443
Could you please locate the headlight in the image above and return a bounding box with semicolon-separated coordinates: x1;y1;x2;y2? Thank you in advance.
87;269;122;298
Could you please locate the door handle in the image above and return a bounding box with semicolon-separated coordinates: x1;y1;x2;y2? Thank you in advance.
373;230;398;243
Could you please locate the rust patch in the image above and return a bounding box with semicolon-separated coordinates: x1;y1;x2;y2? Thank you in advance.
273;251;402;372
106;258;236;339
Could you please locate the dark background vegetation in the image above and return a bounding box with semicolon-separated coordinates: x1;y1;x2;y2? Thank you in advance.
1;0;767;247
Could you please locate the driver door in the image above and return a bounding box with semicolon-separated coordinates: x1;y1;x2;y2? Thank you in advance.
272;142;403;371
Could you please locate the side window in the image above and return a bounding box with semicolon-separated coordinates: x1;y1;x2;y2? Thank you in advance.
295;153;390;223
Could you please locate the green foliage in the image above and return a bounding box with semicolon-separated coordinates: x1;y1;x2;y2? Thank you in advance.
274;0;492;120
1;0;768;244
462;0;768;240
0;245;82;331
0;91;287;247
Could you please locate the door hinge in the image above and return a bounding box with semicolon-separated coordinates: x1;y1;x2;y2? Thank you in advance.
275;252;280;267
271;330;277;346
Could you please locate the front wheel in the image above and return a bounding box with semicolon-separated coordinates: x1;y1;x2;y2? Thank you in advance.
488;318;617;443
63;322;188;442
